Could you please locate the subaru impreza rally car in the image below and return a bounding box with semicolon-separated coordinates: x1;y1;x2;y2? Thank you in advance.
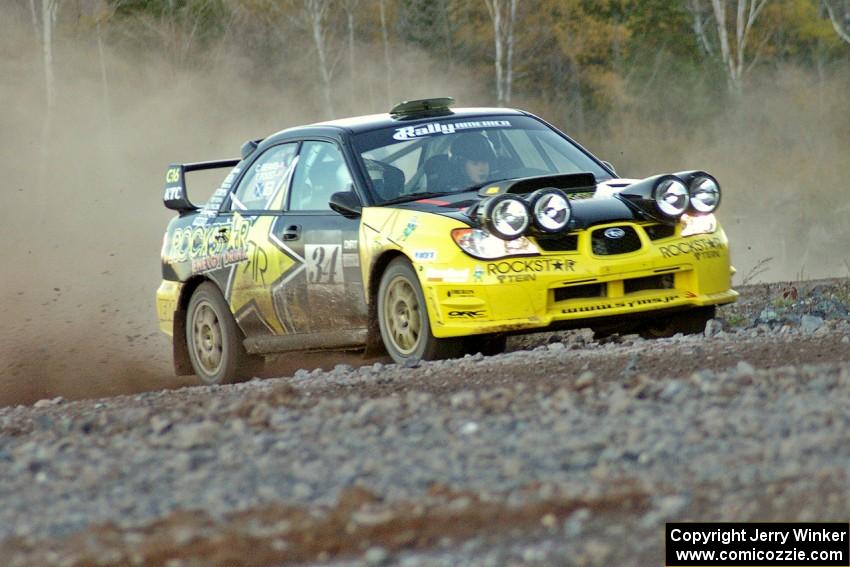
156;97;737;384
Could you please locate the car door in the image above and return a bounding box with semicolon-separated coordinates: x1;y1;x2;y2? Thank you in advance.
271;140;367;336
220;142;302;339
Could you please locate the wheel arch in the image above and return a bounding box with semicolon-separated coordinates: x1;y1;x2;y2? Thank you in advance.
365;250;408;355
172;275;220;375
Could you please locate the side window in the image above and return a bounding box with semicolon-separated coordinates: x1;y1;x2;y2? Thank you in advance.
289;141;353;211
230;143;298;211
362;140;422;187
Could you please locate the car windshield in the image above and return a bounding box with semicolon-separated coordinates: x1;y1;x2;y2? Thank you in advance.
351;115;610;204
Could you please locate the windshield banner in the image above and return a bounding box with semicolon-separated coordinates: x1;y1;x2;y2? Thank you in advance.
392;119;513;141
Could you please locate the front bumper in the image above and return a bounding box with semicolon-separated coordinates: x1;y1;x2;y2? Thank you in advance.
419;222;737;338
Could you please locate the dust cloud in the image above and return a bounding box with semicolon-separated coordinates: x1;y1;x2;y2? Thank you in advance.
1;6;848;406
571;66;850;284
0;8;481;405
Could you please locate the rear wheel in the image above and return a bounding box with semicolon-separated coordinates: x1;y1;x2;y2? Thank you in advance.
377;258;464;364
186;282;264;385
639;306;716;339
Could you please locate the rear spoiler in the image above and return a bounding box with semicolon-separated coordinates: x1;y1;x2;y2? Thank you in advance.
163;159;240;213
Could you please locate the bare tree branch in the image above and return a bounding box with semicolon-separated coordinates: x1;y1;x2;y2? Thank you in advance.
379;0;392;106
483;0;503;104
343;0;358;82
305;0;334;117
697;0;772;92
505;0;516;103
743;25;774;75
687;0;715;55
823;0;850;44
483;0;518;105
41;0;60;110
29;0;40;39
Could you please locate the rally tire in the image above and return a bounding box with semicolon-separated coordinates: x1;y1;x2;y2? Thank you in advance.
377;258;465;364
640;306;717;339
186;282;263;385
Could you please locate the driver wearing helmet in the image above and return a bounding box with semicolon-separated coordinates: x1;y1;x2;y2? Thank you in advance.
449;132;497;187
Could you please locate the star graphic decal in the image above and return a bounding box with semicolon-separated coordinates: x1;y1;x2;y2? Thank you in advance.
228;212;305;336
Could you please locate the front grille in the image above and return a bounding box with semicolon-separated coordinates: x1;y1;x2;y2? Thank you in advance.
591;226;641;255
554;283;606;302
624;274;674;293
644;223;676;240
536;233;579;252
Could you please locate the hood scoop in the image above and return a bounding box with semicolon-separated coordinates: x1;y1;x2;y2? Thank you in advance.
478;172;597;197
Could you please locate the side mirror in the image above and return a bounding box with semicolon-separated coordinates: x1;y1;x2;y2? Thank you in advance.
602;160;617;176
329;191;362;218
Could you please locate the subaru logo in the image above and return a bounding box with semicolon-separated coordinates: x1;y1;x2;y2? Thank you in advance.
604;227;626;239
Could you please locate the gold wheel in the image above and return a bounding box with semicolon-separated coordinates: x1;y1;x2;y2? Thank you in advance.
382;275;423;355
190;299;224;376
377;257;465;364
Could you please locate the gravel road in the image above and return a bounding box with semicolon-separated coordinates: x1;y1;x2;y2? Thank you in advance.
1;279;849;567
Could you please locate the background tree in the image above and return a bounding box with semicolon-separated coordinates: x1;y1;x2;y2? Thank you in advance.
685;0;773;92
33;0;61;110
482;0;517;105
304;0;334;116
378;0;393;105
823;0;850;43
342;0;359;85
395;0;458;73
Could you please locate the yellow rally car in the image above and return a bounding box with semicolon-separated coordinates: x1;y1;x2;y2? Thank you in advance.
156;98;737;384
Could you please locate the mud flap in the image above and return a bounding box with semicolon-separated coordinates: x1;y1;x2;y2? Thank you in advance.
172;309;194;376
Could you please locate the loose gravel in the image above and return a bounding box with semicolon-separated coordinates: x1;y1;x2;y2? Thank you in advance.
1;278;849;566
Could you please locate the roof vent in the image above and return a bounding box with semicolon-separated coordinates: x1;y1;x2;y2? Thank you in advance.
240;138;263;160
390;97;455;119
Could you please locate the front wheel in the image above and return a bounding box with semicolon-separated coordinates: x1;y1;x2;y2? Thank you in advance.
186;282;263;385
377;258;464;364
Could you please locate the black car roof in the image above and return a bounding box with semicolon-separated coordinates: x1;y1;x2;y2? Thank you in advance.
263;107;528;144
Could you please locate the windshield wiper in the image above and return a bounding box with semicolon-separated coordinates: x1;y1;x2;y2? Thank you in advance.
455;177;515;193
378;178;521;205
379;191;451;205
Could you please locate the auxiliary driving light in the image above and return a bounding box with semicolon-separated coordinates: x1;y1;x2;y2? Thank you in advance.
478;195;530;240
528;188;571;233
674;170;722;214
689;176;721;213
654;178;689;217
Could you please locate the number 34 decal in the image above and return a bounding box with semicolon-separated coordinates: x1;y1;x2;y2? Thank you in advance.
305;244;344;285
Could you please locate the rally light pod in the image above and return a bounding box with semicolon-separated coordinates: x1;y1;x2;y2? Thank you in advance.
477;194;531;240
654;177;689;217
617;173;689;223
527;188;571;233
675;170;722;214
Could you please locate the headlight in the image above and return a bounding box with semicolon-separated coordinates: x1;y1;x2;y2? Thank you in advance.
451;228;539;260
528;188;571;233
478;195;530;240
654;178;689;217
689;175;721;213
